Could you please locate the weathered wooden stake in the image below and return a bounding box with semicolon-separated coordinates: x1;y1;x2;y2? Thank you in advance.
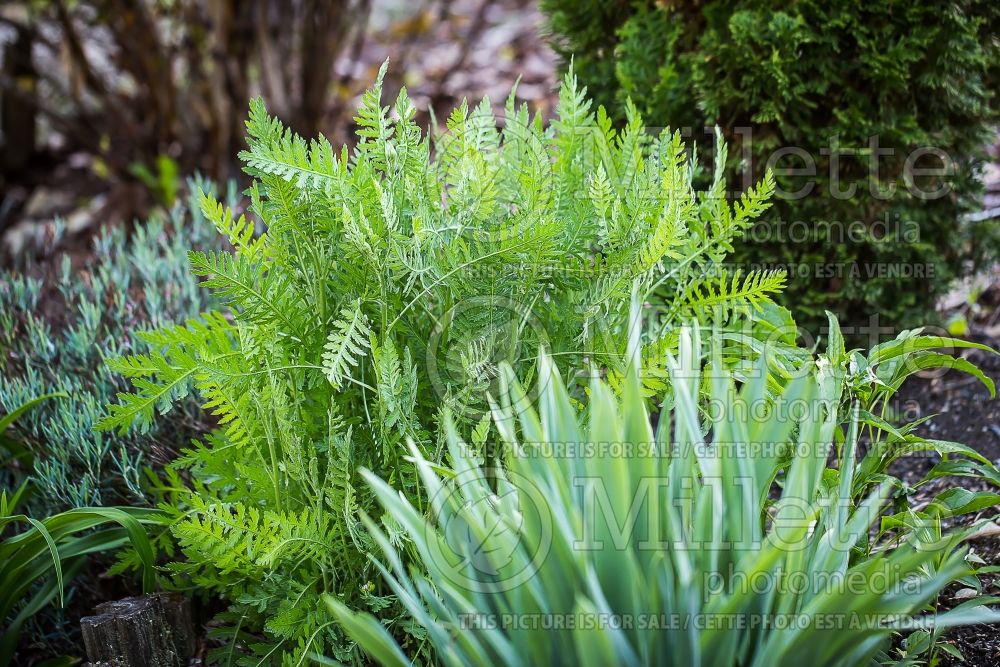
81;593;195;667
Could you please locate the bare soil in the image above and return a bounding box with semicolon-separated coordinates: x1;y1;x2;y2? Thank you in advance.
892;283;1000;665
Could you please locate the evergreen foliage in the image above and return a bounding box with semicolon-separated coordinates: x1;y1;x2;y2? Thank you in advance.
542;0;1000;334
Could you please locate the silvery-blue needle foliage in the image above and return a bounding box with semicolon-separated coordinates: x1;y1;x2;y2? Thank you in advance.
97;64;784;663
0;179;227;510
330;331;1000;667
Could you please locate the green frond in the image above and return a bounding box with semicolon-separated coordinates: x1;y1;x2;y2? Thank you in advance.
353;59;394;167
677;268;788;321
732;169;776;232
97;313;236;434
98;350;199;435
552;63;593;136
187;251;299;330
198;189;267;261
322;301;373;389
240;97;341;194
373;339;417;435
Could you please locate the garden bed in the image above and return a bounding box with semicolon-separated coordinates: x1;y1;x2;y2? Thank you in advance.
3;2;1000;665
895;287;1000;665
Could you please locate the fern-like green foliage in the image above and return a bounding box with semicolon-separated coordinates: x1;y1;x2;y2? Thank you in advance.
100;63;784;663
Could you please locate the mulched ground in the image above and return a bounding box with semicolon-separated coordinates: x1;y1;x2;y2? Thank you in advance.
890;280;1000;665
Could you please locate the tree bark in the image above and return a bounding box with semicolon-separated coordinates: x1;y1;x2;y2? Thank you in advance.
0;20;36;175
81;593;195;667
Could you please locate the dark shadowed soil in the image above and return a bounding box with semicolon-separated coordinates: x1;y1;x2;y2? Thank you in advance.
891;286;1000;665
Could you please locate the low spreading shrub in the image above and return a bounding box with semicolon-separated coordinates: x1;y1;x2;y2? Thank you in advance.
99;65;788;662
0;397;161;665
542;0;1000;334
0;180;227;510
331;330;1000;666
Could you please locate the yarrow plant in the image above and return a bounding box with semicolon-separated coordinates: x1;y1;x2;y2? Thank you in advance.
98;63;787;662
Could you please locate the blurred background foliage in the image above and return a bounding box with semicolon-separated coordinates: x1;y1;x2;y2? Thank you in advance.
0;0;556;262
542;0;1000;335
3;0;368;181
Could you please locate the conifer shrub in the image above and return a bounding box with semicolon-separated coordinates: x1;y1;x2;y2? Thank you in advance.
542;0;1000;334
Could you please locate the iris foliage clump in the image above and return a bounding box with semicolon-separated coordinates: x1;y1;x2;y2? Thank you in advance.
333;328;1000;667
